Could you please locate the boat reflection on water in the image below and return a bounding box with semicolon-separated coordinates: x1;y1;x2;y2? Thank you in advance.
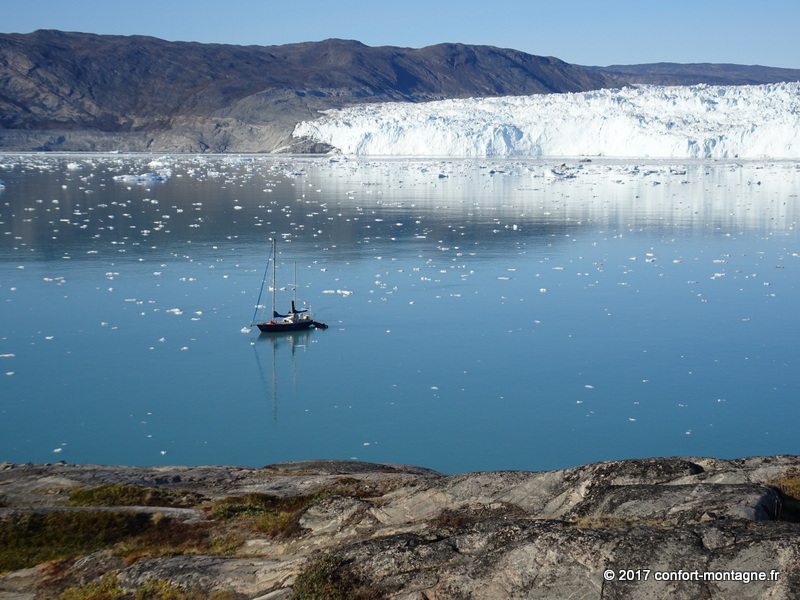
253;329;313;421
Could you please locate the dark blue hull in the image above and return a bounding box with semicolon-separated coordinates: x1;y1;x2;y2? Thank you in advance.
255;320;315;333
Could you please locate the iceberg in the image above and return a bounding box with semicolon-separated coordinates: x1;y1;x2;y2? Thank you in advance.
293;83;800;159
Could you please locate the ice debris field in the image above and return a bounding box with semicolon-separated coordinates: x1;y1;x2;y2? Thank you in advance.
294;83;800;158
1;152;800;470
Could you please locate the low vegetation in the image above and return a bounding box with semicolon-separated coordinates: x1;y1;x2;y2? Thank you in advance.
67;484;203;508
290;555;380;600
0;476;404;597
572;515;636;529
56;572;244;600
0;510;229;572
207;477;400;538
209;492;320;538
0;511;152;572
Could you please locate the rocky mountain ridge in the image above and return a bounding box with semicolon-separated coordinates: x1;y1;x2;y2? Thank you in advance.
2;30;799;153
0;30;619;153
588;62;800;86
1;455;799;599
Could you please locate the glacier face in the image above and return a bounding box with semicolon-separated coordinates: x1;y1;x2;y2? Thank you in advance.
293;83;800;158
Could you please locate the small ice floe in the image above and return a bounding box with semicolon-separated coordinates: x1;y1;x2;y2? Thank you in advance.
240;327;250;333
166;308;184;315
112;171;170;184
0;354;15;358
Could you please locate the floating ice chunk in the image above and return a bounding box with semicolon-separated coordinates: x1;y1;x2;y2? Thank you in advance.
113;171;170;184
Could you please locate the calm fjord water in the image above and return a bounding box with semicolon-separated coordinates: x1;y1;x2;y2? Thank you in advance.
1;155;798;474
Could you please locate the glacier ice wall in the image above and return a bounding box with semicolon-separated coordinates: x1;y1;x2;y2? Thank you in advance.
293;84;800;158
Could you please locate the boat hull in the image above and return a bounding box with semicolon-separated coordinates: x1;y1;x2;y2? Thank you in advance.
255;320;315;333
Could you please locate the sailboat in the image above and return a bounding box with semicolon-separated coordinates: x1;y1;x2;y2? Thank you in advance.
251;238;327;333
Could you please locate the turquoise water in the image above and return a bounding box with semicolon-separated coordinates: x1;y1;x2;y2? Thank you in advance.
1;155;798;474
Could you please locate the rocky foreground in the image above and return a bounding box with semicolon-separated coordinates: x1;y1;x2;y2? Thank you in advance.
1;456;799;599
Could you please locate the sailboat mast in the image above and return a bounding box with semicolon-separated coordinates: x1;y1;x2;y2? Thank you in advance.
271;238;277;319
293;261;298;308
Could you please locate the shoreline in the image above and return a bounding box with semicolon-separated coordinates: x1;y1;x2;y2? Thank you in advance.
2;455;799;599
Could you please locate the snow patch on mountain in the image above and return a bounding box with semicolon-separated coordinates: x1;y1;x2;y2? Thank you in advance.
293;83;800;158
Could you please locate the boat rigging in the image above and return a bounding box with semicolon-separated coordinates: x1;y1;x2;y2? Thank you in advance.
251;238;328;332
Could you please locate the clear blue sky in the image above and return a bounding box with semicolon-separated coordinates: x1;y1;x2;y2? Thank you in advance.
4;0;800;68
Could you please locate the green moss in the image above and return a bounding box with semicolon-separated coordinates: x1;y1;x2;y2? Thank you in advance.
67;484;202;508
